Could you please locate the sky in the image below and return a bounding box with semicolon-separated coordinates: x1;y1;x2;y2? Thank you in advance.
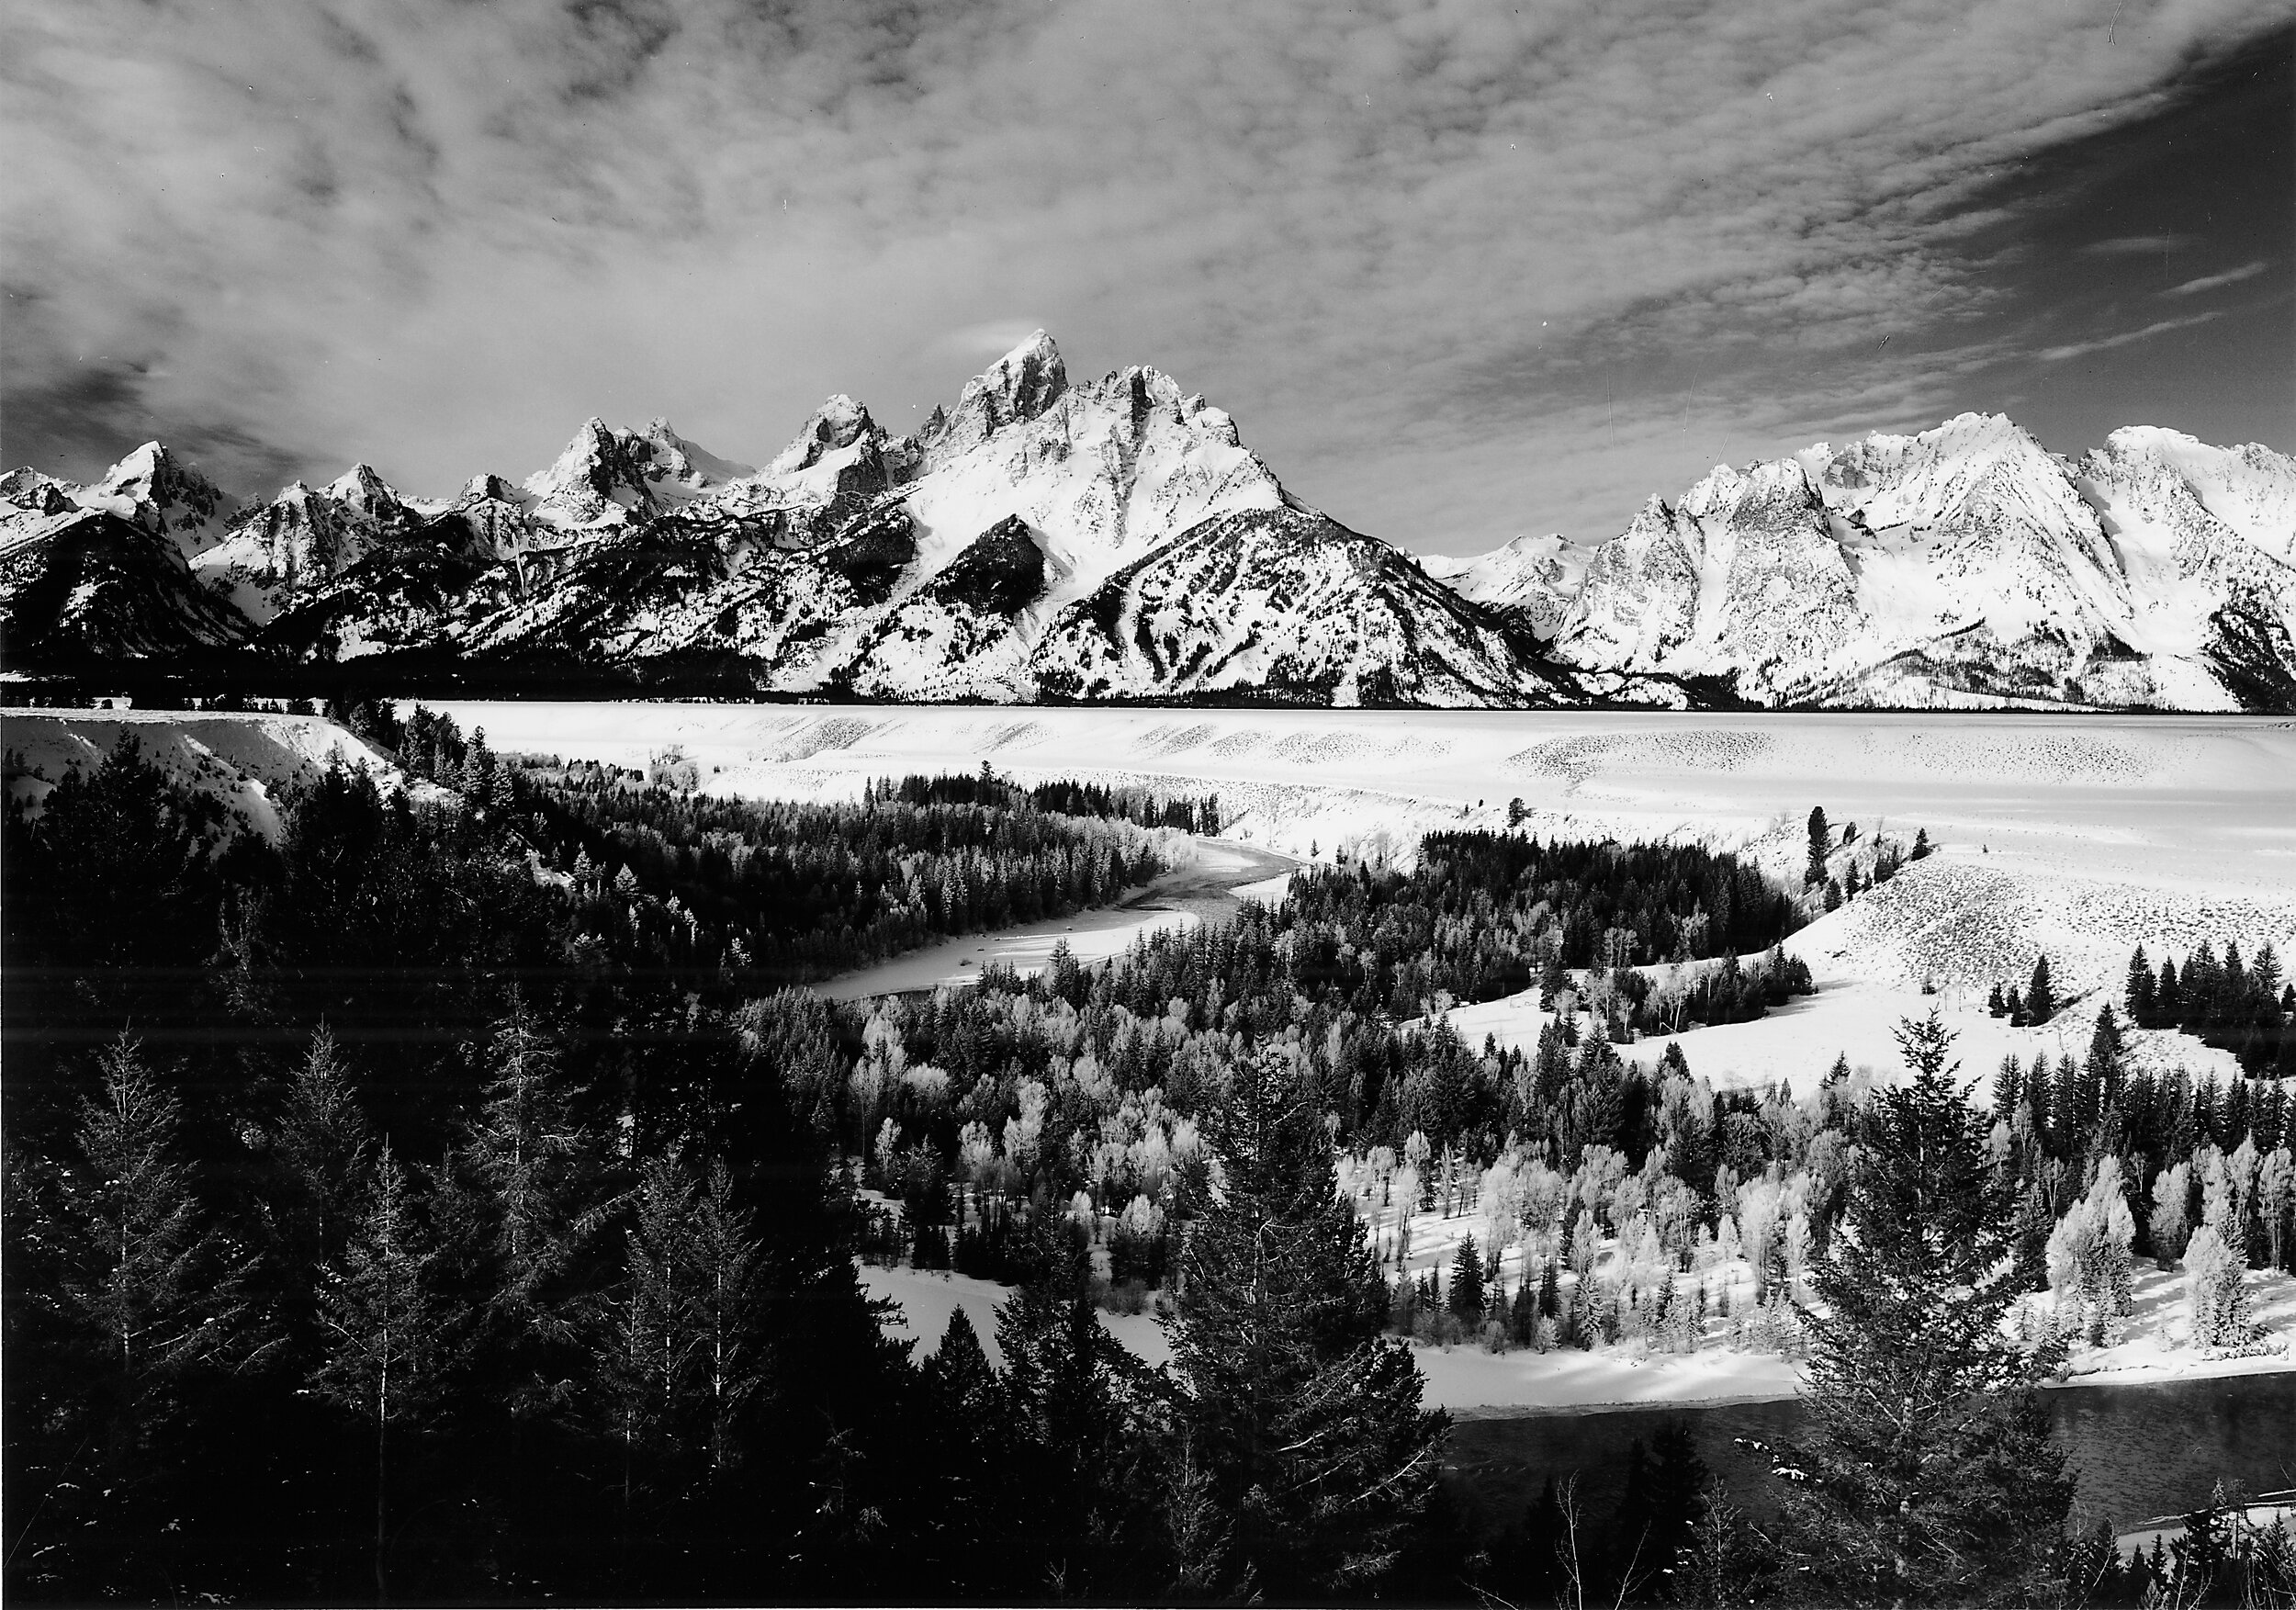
4;1;2291;556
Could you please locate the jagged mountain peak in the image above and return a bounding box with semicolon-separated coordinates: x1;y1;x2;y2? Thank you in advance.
929;330;1069;459
459;472;530;506
79;440;236;552
322;462;406;517
1421;531;1586;639
639;419;752;490
1681;455;1822;525
518;420;662;530
1;467;80;517
769;394;881;477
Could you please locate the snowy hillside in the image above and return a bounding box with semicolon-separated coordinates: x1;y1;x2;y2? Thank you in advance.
1;708;439;839
3;343;2290;708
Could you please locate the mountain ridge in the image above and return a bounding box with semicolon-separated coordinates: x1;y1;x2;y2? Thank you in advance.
5;336;2291;710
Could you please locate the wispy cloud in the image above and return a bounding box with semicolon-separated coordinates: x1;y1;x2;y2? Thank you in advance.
2;0;2289;542
2037;310;2228;363
2162;260;2269;297
927;321;1054;364
2077;233;2197;256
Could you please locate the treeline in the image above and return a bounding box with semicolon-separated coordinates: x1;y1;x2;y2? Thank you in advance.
522;767;1166;980
376;707;1187;981
1277;832;1812;1018
877;768;1222;837
2127;941;2296;1076
2;737;1448;1604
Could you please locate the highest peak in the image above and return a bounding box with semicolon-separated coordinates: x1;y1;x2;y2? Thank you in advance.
992;328;1062;377
931;330;1069;456
101;440;173;478
98;440;220;500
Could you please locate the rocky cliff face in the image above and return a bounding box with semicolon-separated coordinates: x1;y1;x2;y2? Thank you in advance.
1451;412;2296;709
4;343;2290;709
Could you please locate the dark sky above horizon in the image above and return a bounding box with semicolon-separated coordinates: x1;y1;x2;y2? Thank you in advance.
5;2;2290;555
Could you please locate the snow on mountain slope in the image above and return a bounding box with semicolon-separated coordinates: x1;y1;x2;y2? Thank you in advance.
638;419;751;504
79;443;240;557
522;418;666;529
1421;533;1583;638
4;331;2292;709
192;465;421;625
449;333;1349;698
0;509;254;661
1027;502;1569;706
1545;413;2296;709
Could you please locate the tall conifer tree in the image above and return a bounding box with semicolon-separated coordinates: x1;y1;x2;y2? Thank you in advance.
1785;1011;2074;1604
1167;1043;1447;1599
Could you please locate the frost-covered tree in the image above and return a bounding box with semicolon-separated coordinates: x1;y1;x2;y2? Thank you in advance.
6;1031;256;1582
2150;1162;2192;1267
2182;1224;2253;1349
2261;1147;2295;1273
1784;1011;2073;1604
2045;1157;2135;1343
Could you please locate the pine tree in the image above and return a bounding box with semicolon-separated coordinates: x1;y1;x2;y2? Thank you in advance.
1167;1044;1448;1598
995;1279;1165;1596
53;1033;249;1390
6;1034;254;1590
1448;1233;1488;1323
2126;946;2157;1030
1806;806;1831;887
1612;1422;1710;1597
312;1143;453;1604
270;1027;374;1349
1784;1010;2074;1604
589;1154;693;1565
2027;953;2056;1026
463;994;609;1397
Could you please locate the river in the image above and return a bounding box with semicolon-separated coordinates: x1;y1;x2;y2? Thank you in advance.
1446;1373;2296;1540
811;836;1297;1001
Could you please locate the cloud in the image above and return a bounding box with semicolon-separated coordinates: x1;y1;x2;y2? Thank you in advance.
2;0;2290;545
928;321;1053;363
2162;260;2270;297
2037;310;2229;364
2077;234;2198;256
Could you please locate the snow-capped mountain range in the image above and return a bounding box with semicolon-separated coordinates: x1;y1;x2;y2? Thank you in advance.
5;332;2292;710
